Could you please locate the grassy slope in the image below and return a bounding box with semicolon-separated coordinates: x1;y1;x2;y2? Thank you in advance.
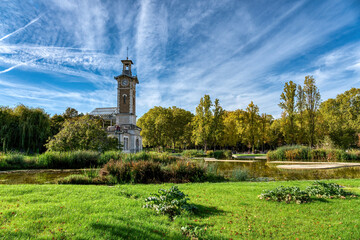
0;180;360;239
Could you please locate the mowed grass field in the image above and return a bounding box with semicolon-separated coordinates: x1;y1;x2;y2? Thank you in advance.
1;180;360;239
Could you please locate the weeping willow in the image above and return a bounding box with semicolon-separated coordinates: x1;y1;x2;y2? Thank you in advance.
0;105;51;153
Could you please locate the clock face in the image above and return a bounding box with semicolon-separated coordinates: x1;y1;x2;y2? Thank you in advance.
121;79;129;86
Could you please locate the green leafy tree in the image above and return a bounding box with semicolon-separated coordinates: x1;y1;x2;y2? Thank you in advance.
192;95;213;151
212;99;225;149
50;114;65;136
268;118;284;149
137;106;193;149
46;115;118;151
63;107;79;119
222;110;243;148
259;113;273;152
243;101;260;153
0;105;50;153
303;76;321;146
319;88;360;148
170;107;194;149
138;107;166;148
279;81;297;144
296;85;306;144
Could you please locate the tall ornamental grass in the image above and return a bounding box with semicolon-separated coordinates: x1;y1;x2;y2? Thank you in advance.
267;145;360;162
37;151;100;168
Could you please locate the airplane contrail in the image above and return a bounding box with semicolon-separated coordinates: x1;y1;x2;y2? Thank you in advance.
0;15;42;42
0;58;41;74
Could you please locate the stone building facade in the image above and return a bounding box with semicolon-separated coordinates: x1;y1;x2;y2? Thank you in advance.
90;58;142;153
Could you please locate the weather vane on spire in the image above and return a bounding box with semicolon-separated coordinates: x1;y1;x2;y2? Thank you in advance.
126;47;128;60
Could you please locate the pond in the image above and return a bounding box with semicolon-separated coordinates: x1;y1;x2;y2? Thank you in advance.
212;161;360;181
0;169;83;184
1;161;360;184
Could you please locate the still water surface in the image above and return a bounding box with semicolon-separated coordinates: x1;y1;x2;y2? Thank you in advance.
213;161;360;180
0;161;360;184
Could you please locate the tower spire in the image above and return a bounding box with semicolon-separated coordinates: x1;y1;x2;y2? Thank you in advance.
126;46;128;60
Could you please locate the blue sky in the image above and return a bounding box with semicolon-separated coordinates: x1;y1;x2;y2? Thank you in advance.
0;0;359;118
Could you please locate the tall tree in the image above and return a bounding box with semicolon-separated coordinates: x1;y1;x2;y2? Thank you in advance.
296;84;306;144
211;99;225;149
192;95;213;152
137;107;169;149
303;76;321;146
169;107;194;149
46;115;118;151
137;106;193;149
243;101;260;153
259;113;273;152
279;81;297;144
63;107;79;119
319;88;360;148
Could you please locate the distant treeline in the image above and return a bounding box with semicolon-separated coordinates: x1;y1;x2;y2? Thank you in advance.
0;106;85;153
138;76;360;151
1;75;359;153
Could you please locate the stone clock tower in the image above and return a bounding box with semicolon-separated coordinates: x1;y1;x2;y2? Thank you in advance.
114;59;139;126
89;57;142;153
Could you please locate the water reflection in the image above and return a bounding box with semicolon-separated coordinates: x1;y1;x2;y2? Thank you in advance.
1;162;360;184
213;161;360;180
0;170;82;184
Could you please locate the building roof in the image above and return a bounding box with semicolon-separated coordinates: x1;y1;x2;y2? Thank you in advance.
89;107;117;116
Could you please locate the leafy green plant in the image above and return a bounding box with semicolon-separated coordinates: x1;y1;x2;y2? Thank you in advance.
143;186;196;220
213;150;232;159
181;225;206;239
182;150;206;158
231;168;249;181
258;186;310;204
57;174;105;185
306;181;356;198
98;151;123;165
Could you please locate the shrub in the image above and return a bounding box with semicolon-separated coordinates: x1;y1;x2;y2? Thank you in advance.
231;168;249;181
131;161;163;183
306;181;356;198
348;149;360;161
123;151;177;164
143;186;196;220
182;150;206;158
166;161;207;183
213;150;232;159
258;186;311;204
267;145;310;161
3;154;25;167
206;150;214;157
98;151;123;165
57;174;105;185
100;160;132;183
181;225;206;239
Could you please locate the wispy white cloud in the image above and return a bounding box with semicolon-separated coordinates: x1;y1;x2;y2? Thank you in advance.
0;0;359;117
0;15;42;42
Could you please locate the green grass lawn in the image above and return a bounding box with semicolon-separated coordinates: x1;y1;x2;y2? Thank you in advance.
1;180;360;239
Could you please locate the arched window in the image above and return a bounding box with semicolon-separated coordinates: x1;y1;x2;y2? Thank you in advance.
123;94;127;104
